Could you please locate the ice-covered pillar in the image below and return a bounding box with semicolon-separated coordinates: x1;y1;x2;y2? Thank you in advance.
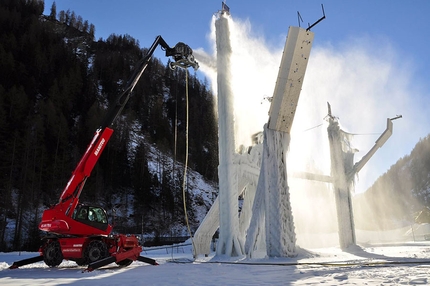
327;111;356;249
215;13;244;256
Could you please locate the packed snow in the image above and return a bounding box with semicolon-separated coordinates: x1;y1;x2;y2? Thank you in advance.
1;239;430;285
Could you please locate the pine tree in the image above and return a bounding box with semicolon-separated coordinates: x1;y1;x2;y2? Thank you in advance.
49;1;56;20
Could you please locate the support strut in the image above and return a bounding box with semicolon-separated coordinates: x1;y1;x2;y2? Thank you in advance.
9;255;44;269
84;255;158;272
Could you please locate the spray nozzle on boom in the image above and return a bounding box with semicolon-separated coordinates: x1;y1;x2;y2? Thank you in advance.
167;42;199;71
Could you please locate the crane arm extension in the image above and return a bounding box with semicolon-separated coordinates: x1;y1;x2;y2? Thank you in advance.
58;35;198;205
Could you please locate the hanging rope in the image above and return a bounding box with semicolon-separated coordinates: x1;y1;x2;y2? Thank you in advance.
344;132;381;136
181;69;196;254
171;75;179;261
302;123;323;132
301;122;381;136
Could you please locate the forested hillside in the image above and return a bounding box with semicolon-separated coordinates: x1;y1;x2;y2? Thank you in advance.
0;0;218;250
354;135;430;230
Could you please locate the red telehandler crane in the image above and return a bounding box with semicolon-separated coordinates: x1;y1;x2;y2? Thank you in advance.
10;36;199;271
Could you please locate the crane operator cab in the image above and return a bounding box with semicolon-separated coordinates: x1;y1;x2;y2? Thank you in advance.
73;204;109;231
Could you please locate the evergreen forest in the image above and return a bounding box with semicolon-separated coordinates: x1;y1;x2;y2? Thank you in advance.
0;0;218;250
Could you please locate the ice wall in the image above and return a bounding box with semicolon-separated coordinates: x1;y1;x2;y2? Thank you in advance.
194;14;315;258
254;27;313;257
264;126;296;257
244;125;296;258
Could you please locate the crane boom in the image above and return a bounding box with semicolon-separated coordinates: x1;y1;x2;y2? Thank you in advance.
55;36;198;213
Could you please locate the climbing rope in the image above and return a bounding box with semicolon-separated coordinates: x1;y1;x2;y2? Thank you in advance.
181;68;196;255
302;123;323;132
171;75;179;261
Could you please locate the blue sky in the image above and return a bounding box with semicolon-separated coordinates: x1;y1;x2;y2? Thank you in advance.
42;1;429;79
43;1;430;193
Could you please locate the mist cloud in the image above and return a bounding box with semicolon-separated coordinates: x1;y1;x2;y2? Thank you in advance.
196;15;428;195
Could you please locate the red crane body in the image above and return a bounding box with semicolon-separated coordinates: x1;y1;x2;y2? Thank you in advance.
39;128;113;236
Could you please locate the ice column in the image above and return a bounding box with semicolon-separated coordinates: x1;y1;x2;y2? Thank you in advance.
215;13;244;256
326;104;396;250
327;112;356;249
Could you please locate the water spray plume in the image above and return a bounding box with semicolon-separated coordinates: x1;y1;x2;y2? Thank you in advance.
195;14;282;149
195;10;425;247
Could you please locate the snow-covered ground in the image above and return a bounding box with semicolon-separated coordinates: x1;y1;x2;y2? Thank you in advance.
1;240;429;285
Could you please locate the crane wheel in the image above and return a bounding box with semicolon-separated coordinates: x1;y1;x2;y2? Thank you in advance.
43;240;63;267
84;240;108;263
